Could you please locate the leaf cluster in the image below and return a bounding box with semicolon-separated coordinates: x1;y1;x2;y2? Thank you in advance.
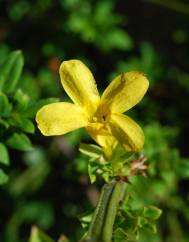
0;51;58;184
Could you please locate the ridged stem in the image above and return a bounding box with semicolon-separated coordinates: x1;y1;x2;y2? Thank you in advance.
101;180;126;242
83;180;116;242
81;180;126;242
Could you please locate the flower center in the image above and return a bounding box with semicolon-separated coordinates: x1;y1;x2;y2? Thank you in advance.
91;103;111;126
86;103;112;139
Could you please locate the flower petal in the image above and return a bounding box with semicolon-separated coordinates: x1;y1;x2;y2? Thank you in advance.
110;113;144;151
86;124;117;158
101;71;149;113
59;60;100;116
36;102;88;136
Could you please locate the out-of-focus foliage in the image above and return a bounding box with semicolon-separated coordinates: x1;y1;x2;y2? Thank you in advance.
0;0;189;242
62;0;133;52
0;50;59;185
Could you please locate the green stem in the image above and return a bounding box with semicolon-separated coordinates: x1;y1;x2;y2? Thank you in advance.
81;180;126;242
84;180;116;242
101;181;126;242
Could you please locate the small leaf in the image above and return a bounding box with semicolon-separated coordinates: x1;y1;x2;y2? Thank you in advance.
6;132;33;151
142;222;157;233
18;118;35;134
113;228;128;242
24;98;59;118
29;226;55;242
104;29;133;51
0;169;9;185
0;119;9;129
118;210;138;233
9;115;35;133
0;143;10;165
79;143;102;158
9;160;50;196
143;206;162;220
138;216;148;227
14;89;29;111
117;199;162;240
177;159;189;178
88;161;97;183
88;160;113;183
79;211;93;229
0;92;12;117
0;50;24;93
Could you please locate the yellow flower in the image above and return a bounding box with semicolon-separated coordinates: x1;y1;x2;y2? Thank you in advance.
36;60;149;156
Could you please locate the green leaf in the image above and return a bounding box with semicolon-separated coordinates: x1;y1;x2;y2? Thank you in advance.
117;210;138;235
0;92;12;117
19;119;35;133
143;206;162;220
0;118;9;129
88;160;98;183
79;211;93;230
6;132;33;151
88;159;113;183
101;29;133;51
24;98;60;118
113;228;128;242
21;119;35;133
0;169;9;184
177;159;189;178
142;222;157;233
29;226;55;242
9;115;35;133
0;50;24;93
0;143;10;165
138;216;149;227
9;160;50;196
117;197;162;240
79;143;102;158
14;89;29;111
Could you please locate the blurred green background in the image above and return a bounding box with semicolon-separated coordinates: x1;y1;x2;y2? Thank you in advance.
0;0;189;241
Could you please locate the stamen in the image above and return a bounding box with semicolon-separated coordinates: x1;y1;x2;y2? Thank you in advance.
92;117;98;122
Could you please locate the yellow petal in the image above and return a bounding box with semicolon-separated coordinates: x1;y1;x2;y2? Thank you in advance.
110;113;144;151
101;71;149;113
36;102;88;136
59;60;100;116
86;124;117;158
